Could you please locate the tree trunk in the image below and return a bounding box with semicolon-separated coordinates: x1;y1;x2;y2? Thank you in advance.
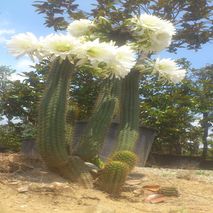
202;112;209;159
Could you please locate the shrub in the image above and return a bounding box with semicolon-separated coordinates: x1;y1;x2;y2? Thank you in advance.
0;125;22;152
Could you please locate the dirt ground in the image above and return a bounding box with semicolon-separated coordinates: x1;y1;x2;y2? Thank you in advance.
0;153;213;213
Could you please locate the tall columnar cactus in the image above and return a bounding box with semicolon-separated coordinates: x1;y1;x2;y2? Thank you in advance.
37;58;92;186
37;58;70;166
116;69;140;151
75;77;120;163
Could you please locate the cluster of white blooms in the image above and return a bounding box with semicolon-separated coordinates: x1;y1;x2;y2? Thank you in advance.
77;39;135;78
129;14;176;52
7;17;186;82
153;58;186;83
7;21;135;79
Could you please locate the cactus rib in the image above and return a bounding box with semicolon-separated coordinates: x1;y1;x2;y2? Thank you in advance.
75;77;121;162
37;58;92;186
97;160;129;194
116;69;140;151
110;150;137;171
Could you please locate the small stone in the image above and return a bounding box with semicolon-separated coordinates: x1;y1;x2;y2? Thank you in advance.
82;195;100;200
133;188;144;196
8;181;20;185
159;187;179;196
18;185;29;193
125;179;142;186
85;162;99;170
144;194;166;203
49;182;69;190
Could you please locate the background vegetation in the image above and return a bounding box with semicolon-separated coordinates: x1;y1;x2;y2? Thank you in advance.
0;0;212;159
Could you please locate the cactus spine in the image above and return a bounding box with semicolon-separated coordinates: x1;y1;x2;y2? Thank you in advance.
37;58;92;186
97;160;129;194
38;58;70;167
116;69;140;151
97;151;137;194
75;77;120;163
110;150;137;171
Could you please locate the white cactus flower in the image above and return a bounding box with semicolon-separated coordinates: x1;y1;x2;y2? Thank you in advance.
130;14;176;52
67;19;94;37
110;45;136;78
149;30;172;52
82;39;117;65
153;58;186;83
40;34;81;60
7;32;40;59
80;39;135;78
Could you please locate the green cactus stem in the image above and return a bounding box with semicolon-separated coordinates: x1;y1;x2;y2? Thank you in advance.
116;69;140;151
75;77;120;163
110;150;137;171
97;160;129;194
37;58;92;187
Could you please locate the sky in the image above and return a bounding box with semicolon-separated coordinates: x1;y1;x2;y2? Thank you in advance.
0;0;212;80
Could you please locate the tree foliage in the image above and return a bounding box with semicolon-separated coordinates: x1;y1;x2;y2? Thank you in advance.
0;65;14;94
139;66;198;154
139;63;213;156
191;65;213;158
33;0;213;51
0;125;22;151
33;0;86;30
32;0;213;157
1;0;212;156
0;66;15;120
0;62;47;124
0;61;100;125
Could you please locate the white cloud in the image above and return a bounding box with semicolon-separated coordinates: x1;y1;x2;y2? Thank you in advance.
9;72;26;82
0;28;15;43
9;58;35;81
15;58;34;72
0;17;15;43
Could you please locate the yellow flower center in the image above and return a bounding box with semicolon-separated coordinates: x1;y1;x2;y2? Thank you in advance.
87;47;103;57
54;43;72;52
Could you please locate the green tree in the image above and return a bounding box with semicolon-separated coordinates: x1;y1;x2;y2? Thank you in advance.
0;125;22;151
139;72;200;155
33;0;212;51
0;60;100;124
32;0;212;157
0;63;46;125
0;65;15;121
191;65;213;159
70;67;102;120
